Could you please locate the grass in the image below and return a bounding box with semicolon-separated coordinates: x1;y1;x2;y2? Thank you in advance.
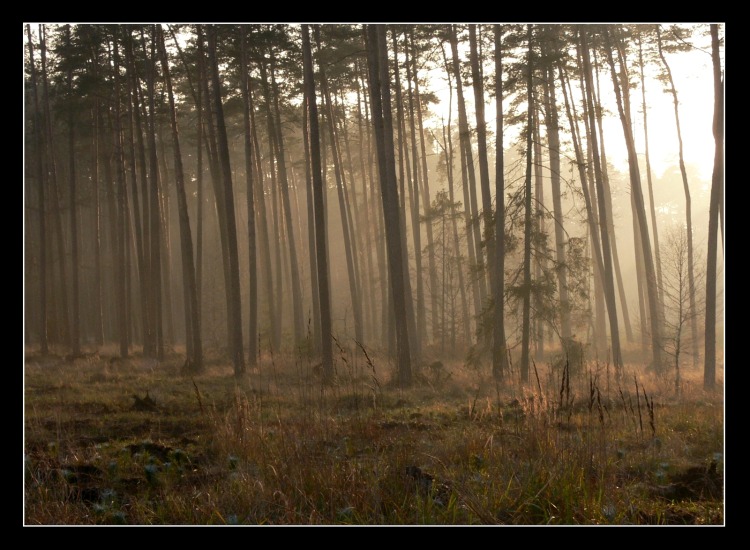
23;343;724;525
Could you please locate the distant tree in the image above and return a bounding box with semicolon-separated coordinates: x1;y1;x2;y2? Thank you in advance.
656;25;699;367
660;226;705;396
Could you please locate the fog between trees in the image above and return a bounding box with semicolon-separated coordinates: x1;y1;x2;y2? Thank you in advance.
23;23;724;389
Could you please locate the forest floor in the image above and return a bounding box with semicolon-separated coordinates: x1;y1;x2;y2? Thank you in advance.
23;344;724;526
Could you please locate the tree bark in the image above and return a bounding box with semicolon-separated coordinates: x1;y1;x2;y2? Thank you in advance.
704;24;723;390
301;24;334;382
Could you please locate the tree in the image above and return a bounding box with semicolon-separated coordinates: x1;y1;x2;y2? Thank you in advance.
660;226;705;396
156;24;202;372
366;24;412;386
207;25;245;376
492;24;508;380
301;24;334;382
656;25;699;367
704;23;723;391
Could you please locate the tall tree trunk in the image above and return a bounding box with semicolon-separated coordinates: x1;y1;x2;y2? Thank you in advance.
441;42;479;340
263;52;305;348
301;24;334;382
558;57;610;367
64;26;81;356
449;26;487;322
469;24;497;342
492;25;508;379
110;29;129;358
142;27;164;360
239;28;258;368
581;28;623;375
315;28;364;345
392;30;424;357
355;60;378;344
157;24;202;371
520;25;534;384
540;36;571;348
247;75;278;354
409;30;440;345
656;26;699;367
207;25;245;376
532;109;545;360
40;24;71;349
636;32;665;316
366;24;413;386
602;25;662;373
704;24;723;390
302;84;321;352
592;49;634;344
27;25;48;354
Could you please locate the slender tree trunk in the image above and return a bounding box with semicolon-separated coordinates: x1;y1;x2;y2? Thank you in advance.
492;25;508;379
27;25;48;354
704;24;723;390
469;25;497;339
603;26;662;373
449;26;487;321
248;76;278;353
441;43;480;339
558;57;610;365
302;85;321;352
656;26;699;367
111;30;129;358
409;30;440;344
355;60;378;344
64;27;81;356
636;32;665;314
366;25;412;386
207;25;245;376
592;49;634;344
239;29;258;368
301;24;334;382
392;30;424;357
40;24;71;349
520;25;534;385
581;28;623;374
157;25;202;370
532;110;545;360
142;28;164;360
315;28;364;345
540;41;571;348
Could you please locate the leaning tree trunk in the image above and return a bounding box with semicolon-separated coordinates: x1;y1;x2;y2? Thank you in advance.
581;28;623;375
603;25;662;374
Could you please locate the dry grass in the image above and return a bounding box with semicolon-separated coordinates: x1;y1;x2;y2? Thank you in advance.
23;344;724;525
